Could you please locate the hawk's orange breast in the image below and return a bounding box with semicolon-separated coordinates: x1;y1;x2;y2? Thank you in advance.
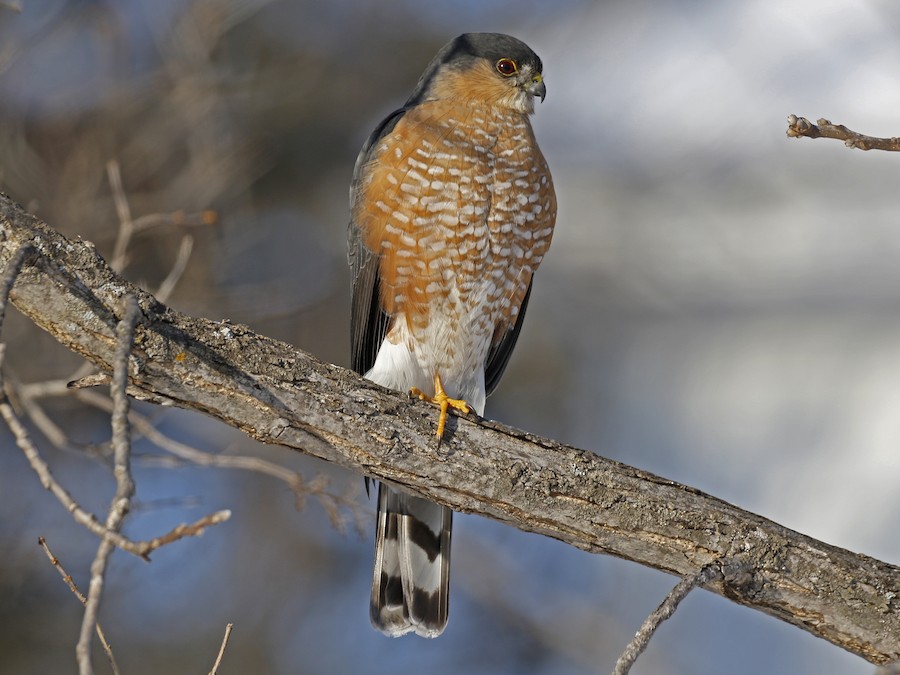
354;98;555;351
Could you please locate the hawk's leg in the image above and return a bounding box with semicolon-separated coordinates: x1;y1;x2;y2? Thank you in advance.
410;373;470;439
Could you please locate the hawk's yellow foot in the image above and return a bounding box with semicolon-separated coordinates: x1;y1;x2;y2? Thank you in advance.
410;374;470;439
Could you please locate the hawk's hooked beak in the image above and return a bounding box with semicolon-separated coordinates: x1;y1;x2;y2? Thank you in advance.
526;73;546;102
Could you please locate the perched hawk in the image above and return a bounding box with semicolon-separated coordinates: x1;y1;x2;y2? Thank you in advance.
349;32;557;637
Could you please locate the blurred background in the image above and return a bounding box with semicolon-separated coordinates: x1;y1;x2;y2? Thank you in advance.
1;1;899;673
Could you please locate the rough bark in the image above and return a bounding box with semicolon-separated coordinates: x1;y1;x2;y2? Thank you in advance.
1;193;897;665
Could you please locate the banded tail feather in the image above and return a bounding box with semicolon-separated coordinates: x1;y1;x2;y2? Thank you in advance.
370;484;452;637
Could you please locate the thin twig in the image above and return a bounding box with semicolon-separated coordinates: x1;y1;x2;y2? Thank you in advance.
155;235;193;303
9;375;72;450
76;295;141;675
786;115;900;151
38;537;121;675
132;208;217;234
208;623;234;675
107;160;134;273
109;298;140;508
142;509;233;549
612;564;720;675
18;378;71;398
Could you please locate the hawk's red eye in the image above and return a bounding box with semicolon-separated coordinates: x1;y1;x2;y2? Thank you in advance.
496;58;518;76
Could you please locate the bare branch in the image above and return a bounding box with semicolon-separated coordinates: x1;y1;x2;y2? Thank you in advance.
1;194;898;664
37;537;121;675
77;549;110;675
76;295;141;675
208;623;234;675
139;509;232;550
132;208;217;234
155;235;193;303
110;298;140;511
106;160;134;273
786;115;900;151
613;564;719;675
12;375;72;450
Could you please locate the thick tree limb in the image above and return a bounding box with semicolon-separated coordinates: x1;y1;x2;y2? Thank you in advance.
0;193;897;664
787;114;900;151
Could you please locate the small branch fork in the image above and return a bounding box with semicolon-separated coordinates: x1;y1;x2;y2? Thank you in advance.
786;115;900;151
0;246;229;673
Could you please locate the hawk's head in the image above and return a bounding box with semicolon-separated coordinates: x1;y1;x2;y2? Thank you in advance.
408;33;546;114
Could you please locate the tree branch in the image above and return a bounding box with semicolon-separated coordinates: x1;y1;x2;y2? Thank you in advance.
76;295;140;675
208;623;233;675
613;564;719;675
37;537;121;675
786;114;900;151
1;192;897;664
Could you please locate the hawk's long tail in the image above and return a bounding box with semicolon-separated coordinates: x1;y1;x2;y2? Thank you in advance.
370;484;451;637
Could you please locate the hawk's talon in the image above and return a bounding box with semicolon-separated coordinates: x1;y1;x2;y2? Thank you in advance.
408;374;470;440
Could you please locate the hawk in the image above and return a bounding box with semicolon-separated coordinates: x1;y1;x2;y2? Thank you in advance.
349;32;557;637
